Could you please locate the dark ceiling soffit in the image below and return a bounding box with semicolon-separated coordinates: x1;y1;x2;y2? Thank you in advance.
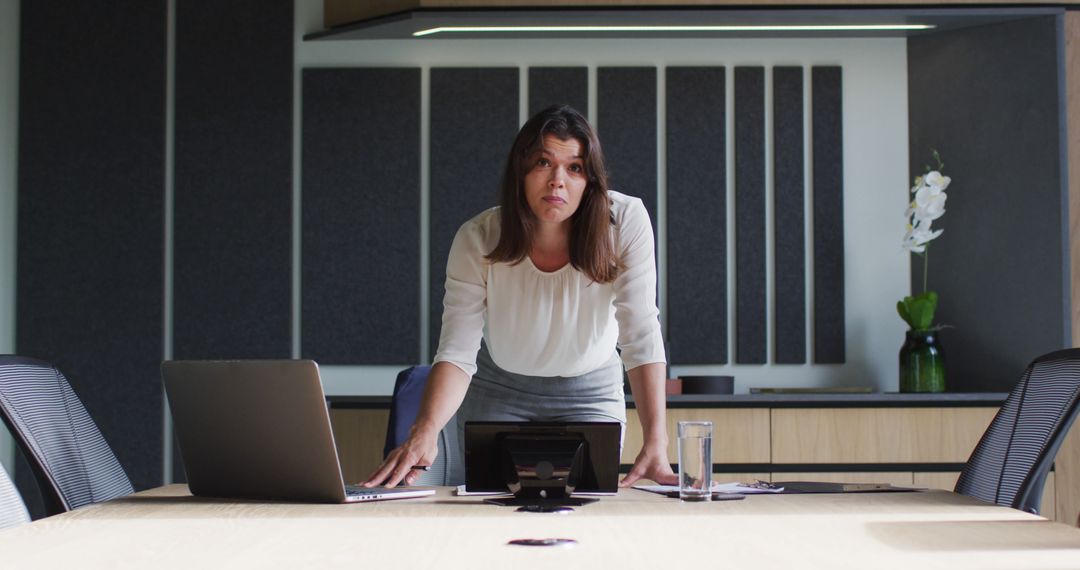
304;6;1064;41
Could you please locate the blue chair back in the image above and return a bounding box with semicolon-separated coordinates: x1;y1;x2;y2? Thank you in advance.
384;365;460;486
384;365;432;458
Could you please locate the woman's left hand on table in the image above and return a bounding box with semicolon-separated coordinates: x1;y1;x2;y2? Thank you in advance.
619;443;677;487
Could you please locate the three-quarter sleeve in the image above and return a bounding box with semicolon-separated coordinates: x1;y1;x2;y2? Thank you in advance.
432;217;490;378
612;198;667;370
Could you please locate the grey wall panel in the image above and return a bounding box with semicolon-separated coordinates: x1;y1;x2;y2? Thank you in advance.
908;17;1065;391
812;66;845;364
529;67;588;119
301;69;421;364
429;68;519;356
734;67;766;364
597;68;657;220
773;67;807;365
173;0;293;360
16;0;165;499
666;67;727;364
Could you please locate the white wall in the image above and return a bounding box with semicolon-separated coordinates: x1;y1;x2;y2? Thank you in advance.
0;0;20;474
295;0;911;395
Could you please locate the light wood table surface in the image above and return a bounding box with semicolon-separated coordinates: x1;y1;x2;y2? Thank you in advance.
1;485;1079;568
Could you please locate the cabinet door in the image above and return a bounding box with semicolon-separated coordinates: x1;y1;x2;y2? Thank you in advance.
772;408;997;464
772;472;914;487
624;408;770;465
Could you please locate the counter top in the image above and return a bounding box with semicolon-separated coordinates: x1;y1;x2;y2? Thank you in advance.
328;392;1008;409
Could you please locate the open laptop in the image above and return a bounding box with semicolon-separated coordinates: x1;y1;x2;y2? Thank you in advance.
161;359;434;503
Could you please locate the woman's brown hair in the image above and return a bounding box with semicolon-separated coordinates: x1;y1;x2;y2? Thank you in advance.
485;104;621;283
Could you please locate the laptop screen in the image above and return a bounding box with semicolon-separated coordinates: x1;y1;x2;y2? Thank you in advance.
162;359;349;503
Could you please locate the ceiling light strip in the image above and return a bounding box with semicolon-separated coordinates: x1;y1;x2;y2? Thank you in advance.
414;24;935;37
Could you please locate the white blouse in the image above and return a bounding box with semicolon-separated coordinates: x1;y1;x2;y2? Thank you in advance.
433;190;666;378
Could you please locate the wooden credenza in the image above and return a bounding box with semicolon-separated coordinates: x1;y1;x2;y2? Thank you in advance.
329;392;1073;523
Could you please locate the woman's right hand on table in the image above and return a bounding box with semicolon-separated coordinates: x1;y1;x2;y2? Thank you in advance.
362;427;439;488
363;362;471;488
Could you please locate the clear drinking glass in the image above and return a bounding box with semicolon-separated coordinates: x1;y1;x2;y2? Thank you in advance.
677;421;713;501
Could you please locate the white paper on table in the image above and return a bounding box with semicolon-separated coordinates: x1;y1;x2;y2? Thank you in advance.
633;481;784;495
712;481;784;494
454;485;511;496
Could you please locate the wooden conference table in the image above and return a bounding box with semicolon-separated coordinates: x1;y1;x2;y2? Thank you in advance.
1;485;1079;568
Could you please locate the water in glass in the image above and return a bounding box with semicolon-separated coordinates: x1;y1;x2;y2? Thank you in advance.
677;421;713;501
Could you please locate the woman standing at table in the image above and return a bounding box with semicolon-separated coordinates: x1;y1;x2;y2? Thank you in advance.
365;105;676;489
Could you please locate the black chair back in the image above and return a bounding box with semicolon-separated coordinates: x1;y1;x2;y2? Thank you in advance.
0;356;133;515
955;348;1080;514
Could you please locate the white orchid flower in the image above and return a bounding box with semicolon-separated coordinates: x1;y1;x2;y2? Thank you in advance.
911;219;943;244
901;219;943;252
924;170;951;191
901;228;927;253
913;186;947;222
902;158;951;255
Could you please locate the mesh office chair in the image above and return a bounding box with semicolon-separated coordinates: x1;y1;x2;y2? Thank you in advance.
0;356;133;516
384;365;461;486
0;465;29;530
955;348;1080;514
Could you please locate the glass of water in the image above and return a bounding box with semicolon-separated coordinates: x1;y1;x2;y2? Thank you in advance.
677;421;713;501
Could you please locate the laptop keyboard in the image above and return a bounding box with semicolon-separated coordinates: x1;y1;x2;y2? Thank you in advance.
343;485;435;502
345;485;384;497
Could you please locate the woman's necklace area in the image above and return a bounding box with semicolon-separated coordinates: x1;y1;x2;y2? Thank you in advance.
529;226;571;273
529;249;570;273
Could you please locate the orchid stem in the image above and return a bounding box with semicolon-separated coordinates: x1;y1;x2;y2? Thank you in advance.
923;246;929;294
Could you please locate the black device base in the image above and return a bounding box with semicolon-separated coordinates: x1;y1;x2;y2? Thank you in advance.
484;497;598;508
515;505;576;514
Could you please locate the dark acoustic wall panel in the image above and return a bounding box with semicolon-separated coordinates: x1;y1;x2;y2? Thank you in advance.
666;67;727;364
529;67;588;119
909;17;1065;391
773;67;807;365
734;67;766;364
429;68;519;356
173;0;293;360
811;66;845;364
597;68;657;221
17;0;166;500
301;69;421;364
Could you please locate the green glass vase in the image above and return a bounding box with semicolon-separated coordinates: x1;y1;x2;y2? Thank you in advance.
899;330;945;393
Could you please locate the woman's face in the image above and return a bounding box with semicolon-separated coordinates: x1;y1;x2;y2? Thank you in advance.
523;134;588;228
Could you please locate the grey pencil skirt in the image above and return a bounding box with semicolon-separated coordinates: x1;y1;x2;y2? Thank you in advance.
449;343;627;484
